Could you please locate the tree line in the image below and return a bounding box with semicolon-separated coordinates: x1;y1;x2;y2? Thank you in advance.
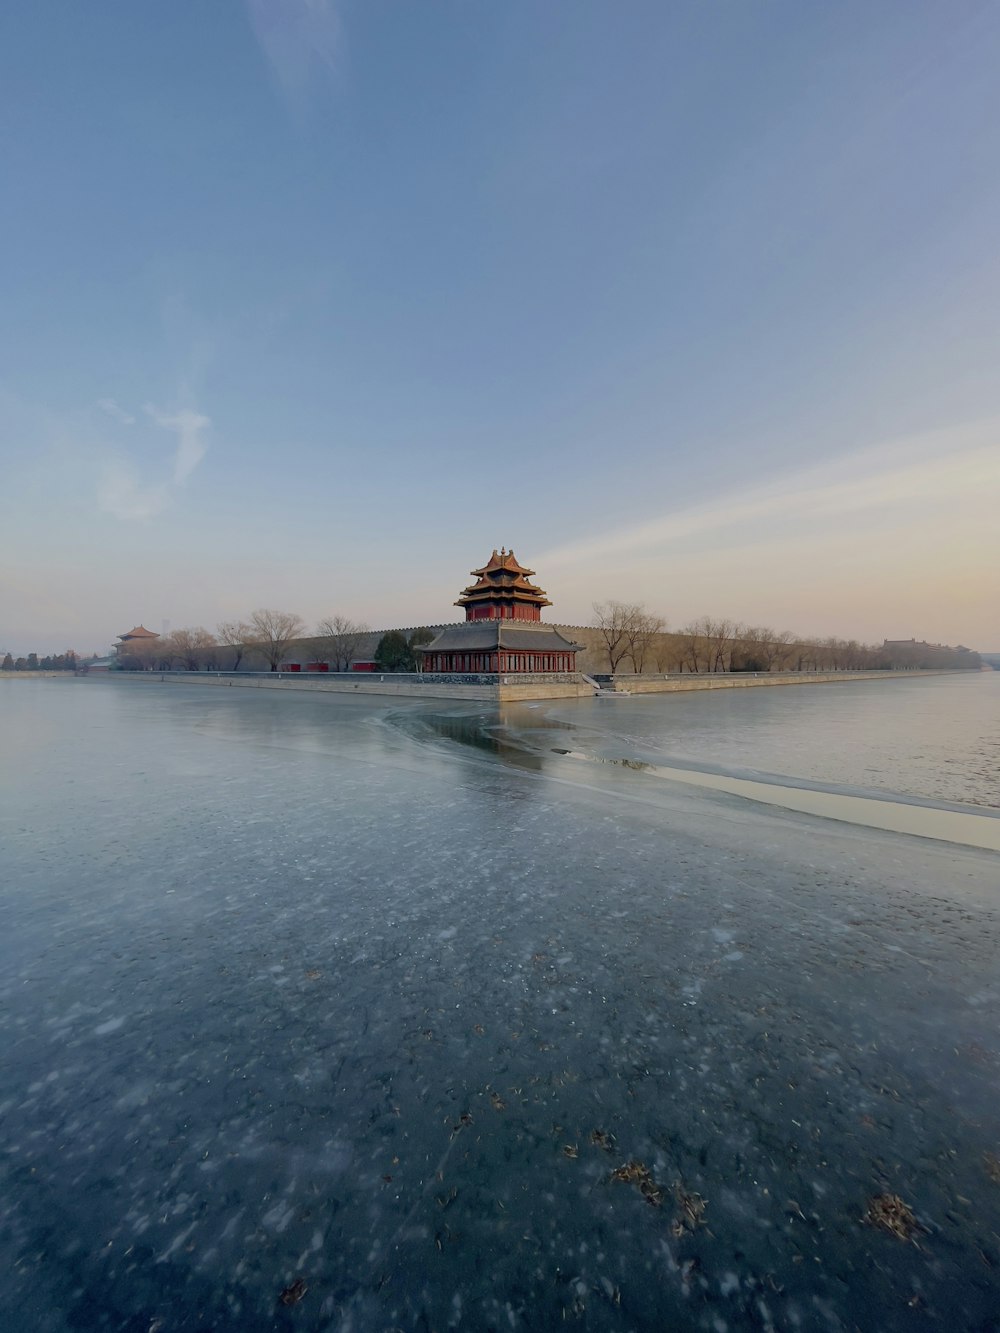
104;601;983;676
592;603;981;674
116;611;366;672
2;651;80;672
115;611;437;674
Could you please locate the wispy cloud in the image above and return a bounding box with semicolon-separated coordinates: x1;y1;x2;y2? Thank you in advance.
98;464;169;522
144;405;210;484
96;397;136;425
97;402;211;521
246;0;341;103
538;417;1000;569
536;416;1000;642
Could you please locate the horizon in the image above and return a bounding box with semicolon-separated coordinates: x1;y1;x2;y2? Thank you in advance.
2;2;999;656
3;617;994;665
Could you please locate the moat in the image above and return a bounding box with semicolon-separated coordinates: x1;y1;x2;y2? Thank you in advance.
2;677;999;1331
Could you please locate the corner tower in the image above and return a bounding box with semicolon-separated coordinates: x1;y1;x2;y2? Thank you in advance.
456;548;552;622
422;549;579;674
115;625;160;658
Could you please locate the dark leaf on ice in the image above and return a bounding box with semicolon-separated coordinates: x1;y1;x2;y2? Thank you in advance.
279;1277;308;1306
863;1193;922;1241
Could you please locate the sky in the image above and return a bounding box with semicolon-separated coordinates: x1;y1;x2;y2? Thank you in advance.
2;0;999;656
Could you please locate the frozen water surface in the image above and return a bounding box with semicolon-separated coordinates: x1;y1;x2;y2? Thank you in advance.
2;678;1000;1331
539;672;1000;810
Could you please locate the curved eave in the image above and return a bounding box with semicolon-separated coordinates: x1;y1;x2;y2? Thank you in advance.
458;588;550;599
455;595;553;609
462;574;545;592
469;558;536;578
457;583;550;602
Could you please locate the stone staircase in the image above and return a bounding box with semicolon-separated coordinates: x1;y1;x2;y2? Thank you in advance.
581;674;631;697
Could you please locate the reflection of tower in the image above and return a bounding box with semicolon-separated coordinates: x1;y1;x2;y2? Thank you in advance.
421;549;580;674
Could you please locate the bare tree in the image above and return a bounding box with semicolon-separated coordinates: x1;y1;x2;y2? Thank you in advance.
164;628;217;671
794;637;821;672
655;634;688;673
624;610;666;674
705;617;736;672
762;629;795;671
217;620;252;671
247;609;306;672
118;638;162;671
593;601;641;673
312;615;371;672
680;618;712;672
734;625;794;672
820;636;844;671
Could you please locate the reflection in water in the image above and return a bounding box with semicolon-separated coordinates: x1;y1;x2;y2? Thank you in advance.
391;707;550;774
470;697;1000;853
410;704;1000;852
552;748;651;772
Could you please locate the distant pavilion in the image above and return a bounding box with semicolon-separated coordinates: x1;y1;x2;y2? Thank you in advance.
421;549;580;674
115;625;160;657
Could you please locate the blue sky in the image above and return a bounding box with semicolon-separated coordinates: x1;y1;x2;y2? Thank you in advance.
2;1;999;655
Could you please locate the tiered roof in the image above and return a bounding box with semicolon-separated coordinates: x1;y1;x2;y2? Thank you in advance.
456;548;552;616
118;625;160;641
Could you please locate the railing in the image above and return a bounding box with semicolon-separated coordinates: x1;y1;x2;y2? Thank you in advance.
141;670;583;686
121;666;956;688
606;669;914;681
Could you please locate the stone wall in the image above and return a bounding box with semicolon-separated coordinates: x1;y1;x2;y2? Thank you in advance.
498;680;593;701
128;673;502;702
550;625;698;674
134;623;984;677
99;668;954;704
108;671;592;702
607;669;956;694
207;623;607;674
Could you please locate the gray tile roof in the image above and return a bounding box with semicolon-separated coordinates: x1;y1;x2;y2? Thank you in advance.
422;623;581;653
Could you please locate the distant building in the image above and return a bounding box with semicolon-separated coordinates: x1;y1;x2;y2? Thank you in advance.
82;656;116;674
115;625;160;658
881;638;981;670
421;549;580;673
